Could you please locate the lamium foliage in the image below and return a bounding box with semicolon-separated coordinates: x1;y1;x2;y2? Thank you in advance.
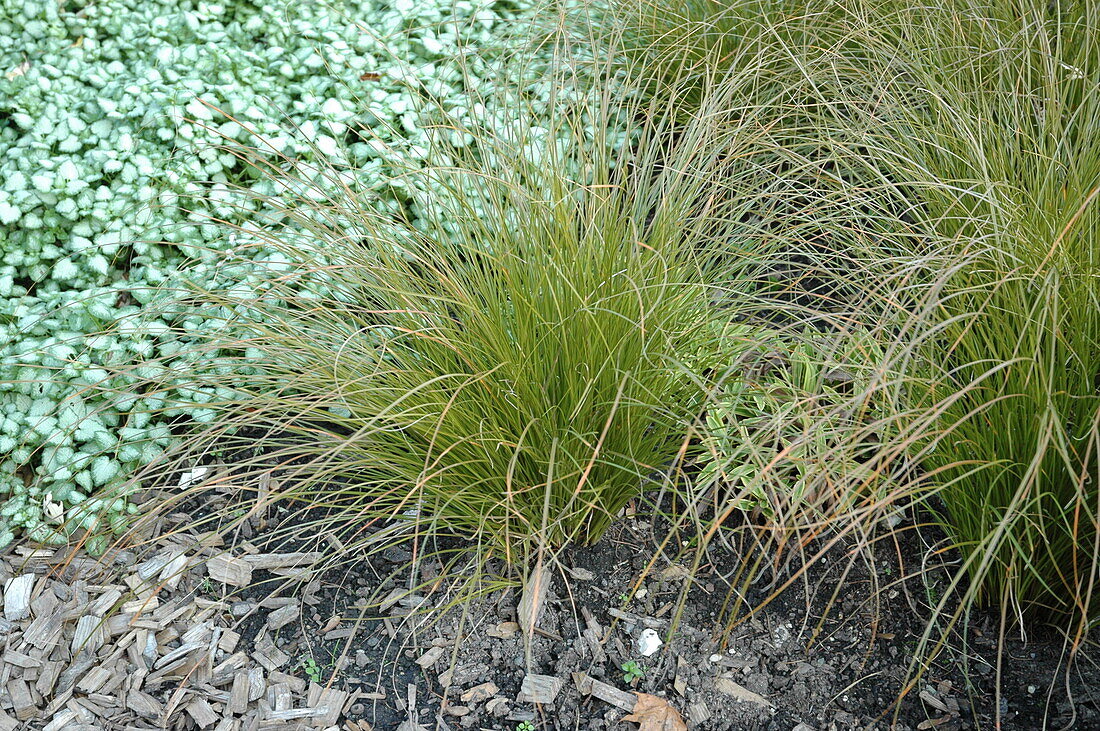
0;0;538;548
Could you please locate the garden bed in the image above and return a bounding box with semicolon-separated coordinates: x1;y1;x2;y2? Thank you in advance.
4;0;1099;729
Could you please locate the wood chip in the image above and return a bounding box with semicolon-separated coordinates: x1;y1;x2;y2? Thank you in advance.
127;689;164;718
7;678;37;720
415;647;445;669
516;563;551;636
88;587;123;617
252;640;288;672
242;553;322;570
0;520;365;730
75;667;112;694
460;681;498;705
313;687;348;725
35;661;62;698
687;700;710;724
3;574;35;621
572;672;636;711
186;697;220;728
269;682;292;711
713;677;773;707
247;667;266;702
219;628;241;654
230;672;250;715
4;650;42;669
266;602;300;631
158;553;190;591
207;555;252;588
23;611;63;650
70;615;106;655
268;671;306;695
516;674;563;704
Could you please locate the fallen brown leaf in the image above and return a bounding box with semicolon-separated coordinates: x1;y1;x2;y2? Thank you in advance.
622;692;687;731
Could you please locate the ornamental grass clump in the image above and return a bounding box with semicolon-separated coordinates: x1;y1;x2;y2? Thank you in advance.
817;0;1100;632
113;39;791;576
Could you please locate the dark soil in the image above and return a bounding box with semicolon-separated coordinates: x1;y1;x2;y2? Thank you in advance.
206;496;1100;731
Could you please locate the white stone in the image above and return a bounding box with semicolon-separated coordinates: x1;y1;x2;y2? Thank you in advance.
637;628;663;657
178;466;211;488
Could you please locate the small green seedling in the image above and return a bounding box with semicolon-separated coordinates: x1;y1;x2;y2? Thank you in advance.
516;722;535;731
621;660;645;684
299;657;322;683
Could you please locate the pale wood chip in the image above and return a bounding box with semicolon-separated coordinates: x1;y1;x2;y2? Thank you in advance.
158;553;190;591
187;697;220;728
99;669;127;696
40;686;73;719
572;671;636;711
121;596;159;615
181;620;214;646
268;682;292;712
7;678;38;720
218;628;241;654
267;707;325;720
3;574;35;621
159;680;191;724
152;641;204;671
106;612;136;636
56;653;95;695
35;661;62;698
207;555;252;588
459;681;498;706
252;638;289;672
230;671;250;715
4;650;42;669
516;564;551;636
213;652;250;686
247;667;266;702
415;646;445;669
29;586;59;618
75;667;112;694
242;552;322;570
126;689;164;719
268;671;306;695
516;674;563;704
687;700;711;724
39;709;74;731
266;602;300;631
71;615;106;655
313;688;348;726
136;554;173;581
713;677;773;707
89;587;123;617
